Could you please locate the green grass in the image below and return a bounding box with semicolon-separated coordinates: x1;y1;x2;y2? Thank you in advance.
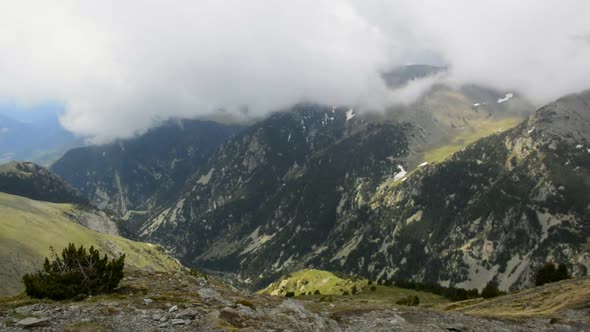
259;269;366;296
259;269;449;314
422;117;522;163
0;192;182;296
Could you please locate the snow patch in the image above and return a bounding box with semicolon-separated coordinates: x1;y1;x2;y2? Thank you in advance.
527;126;535;134
417;162;428;167
393;165;407;181
346;109;356;121
497;92;514;103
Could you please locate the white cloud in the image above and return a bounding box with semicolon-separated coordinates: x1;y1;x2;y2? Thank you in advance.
0;1;589;142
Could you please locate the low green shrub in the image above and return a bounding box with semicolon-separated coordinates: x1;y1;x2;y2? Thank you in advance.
481;281;504;299
396;295;420;306
23;243;125;300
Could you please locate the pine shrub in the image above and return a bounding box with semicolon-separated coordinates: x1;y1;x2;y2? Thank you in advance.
22;243;125;300
535;263;570;286
481;281;503;299
395;295;420;306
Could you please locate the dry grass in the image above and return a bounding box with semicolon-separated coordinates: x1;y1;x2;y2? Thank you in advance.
443;277;590;320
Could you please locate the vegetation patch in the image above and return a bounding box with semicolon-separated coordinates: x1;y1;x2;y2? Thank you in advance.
23;243;125;300
535;263;570;286
0;192;182;297
422;117;521;163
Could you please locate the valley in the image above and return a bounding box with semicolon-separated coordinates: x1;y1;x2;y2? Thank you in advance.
0;75;588;331
1;2;589;330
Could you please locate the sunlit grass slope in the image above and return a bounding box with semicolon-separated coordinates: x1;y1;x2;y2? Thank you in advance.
259;269;448;309
0;192;182;296
422;117;522;163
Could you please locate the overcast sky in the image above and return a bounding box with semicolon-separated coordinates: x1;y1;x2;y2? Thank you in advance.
1;1;589;142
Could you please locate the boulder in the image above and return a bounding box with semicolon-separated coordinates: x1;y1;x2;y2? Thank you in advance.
16;317;50;328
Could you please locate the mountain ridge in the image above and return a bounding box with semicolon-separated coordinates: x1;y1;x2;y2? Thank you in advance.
51;119;243;217
137;91;589;291
0;161;87;205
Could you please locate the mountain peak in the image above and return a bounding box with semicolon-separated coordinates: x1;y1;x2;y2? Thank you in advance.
530;90;590;142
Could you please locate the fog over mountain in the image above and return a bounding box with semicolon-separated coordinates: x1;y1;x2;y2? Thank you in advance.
0;1;589;142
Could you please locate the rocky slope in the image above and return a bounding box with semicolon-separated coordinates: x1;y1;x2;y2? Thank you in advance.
308;91;590;291
51;119;242;217
0;191;182;297
2;269;588;331
138;91;588;291
0;161;87;205
138;103;422;286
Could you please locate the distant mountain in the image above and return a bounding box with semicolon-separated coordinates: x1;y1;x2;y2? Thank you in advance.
0;110;82;166
381;84;534;166
138;91;588;291
382;64;446;88
51;119;243;217
304;91;590;292
0;161;87;205
138;104;415;282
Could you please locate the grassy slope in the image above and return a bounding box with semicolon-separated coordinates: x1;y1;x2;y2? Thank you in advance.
259;269;448;310
0;192;182;296
442;277;590;320
421;117;522;163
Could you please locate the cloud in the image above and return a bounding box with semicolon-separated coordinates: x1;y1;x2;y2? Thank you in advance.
0;1;589;142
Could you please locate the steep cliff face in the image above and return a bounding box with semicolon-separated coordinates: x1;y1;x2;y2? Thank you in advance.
51;119;242;216
140;93;589;291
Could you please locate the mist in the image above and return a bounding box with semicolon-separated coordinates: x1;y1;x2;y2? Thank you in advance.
0;0;589;142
